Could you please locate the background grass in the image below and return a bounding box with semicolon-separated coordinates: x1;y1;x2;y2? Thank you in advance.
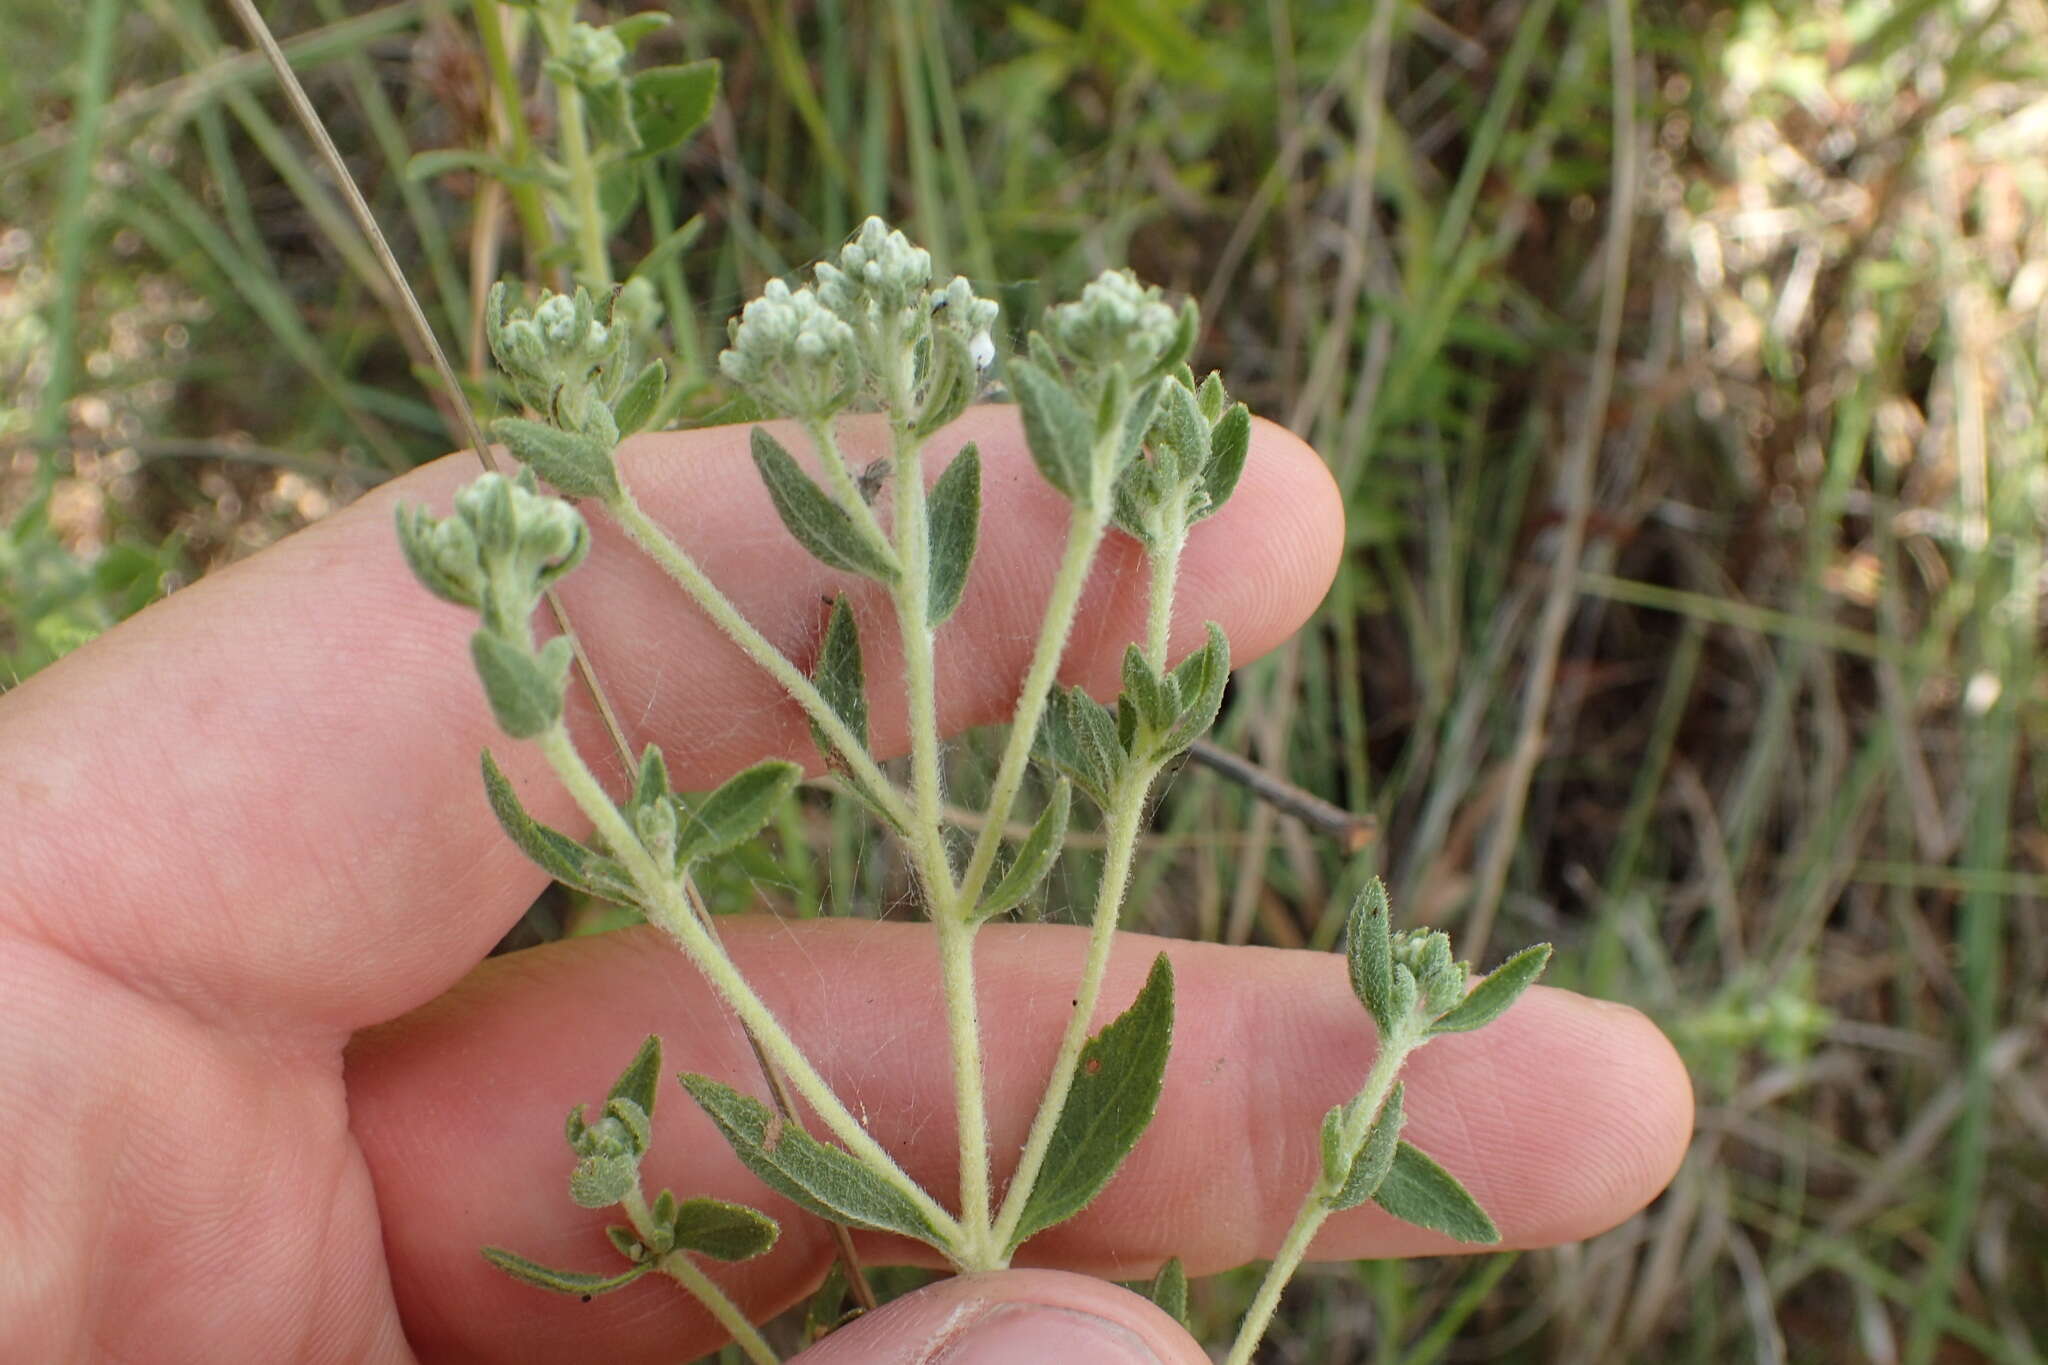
4;0;2046;1360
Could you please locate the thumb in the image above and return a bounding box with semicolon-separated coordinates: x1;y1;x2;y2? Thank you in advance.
790;1269;1211;1364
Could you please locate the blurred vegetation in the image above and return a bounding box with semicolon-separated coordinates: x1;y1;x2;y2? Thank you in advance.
3;0;2045;1360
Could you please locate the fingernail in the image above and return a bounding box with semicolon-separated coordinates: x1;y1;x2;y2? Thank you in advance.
931;1303;1162;1364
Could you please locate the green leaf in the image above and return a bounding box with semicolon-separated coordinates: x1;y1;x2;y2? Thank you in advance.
1006;355;1092;504
481;1247;651;1298
1345;878;1398;1038
605;1223;647;1260
479;750;632;900
809;594;869;762
632;213;705;282
693;391;768;429
678;1074;945;1245
675;760;803;864
405;147;563;190
1115;375;1165;478
1145;1257;1189;1328
1119;645;1178;736
1371;1141;1500;1244
493;417;620;501
916;326;977;440
570;1151;639;1208
612;359;667;437
751;427;899;582
471;631;566;739
926;443;981;626
1428;942;1553;1035
630;61;720;156
1143;299;1200;383
582;79;640;152
976;779;1071;920
1146;376;1209;485
669;1196;780;1262
612;11;673;51
607;1035;663;1124
1326;1082;1406;1211
1158;622;1231;755
1195;371;1227;425
1032;685;1124;809
1006;953;1175;1252
1197;403;1251;520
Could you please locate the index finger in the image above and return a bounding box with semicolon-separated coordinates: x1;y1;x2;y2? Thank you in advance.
0;409;1341;1039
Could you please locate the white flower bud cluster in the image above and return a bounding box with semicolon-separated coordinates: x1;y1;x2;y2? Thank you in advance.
487;284;627;434
816;216;935;327
560;21;626;88
718;278;859;420
1045;268;1181;373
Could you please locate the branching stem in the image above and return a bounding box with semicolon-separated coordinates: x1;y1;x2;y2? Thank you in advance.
604;485;916;832
536;726;964;1252
1224;1023;1423;1365
618;1187;780;1365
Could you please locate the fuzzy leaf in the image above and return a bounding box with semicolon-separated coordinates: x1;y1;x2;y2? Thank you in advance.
612;359;667;437
1428;943;1553;1035
669;1197;780;1262
1146;1258;1189;1328
1195;371;1228;424
471;631;565;739
1197;403;1251;520
604;1223;646;1260
1119;646;1179;737
493;417;620;500
1006;355;1092;504
570;1151;638;1208
1115;376;1165;478
1147;377;1209;485
480;750;631;900
678;1074;945;1245
976;780;1071;920
1033;685;1124;809
607;1036;663;1125
1346;879;1398;1038
926;443;981;625
809;595;869;762
751;427;899;582
916;326;976;440
1156;622;1230;756
1326;1082;1406;1211
630;60;720;156
482;1248;651;1298
1143;299;1200;383
1006;953;1175;1252
676;760;803;864
1371;1141;1500;1244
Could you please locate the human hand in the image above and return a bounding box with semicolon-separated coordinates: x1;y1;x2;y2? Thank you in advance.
0;411;1690;1363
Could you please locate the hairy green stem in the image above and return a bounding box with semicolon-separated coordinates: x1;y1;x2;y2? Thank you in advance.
806;417;896;581
987;762;1157;1256
618;1187;780;1365
1224;1025;1421;1365
536;726;963;1250
953;505;1110;911
1145;514;1189;672
536;2;611;288
605;487;917;832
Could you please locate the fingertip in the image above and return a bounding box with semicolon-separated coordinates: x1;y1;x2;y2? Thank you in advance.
791;1271;1208;1365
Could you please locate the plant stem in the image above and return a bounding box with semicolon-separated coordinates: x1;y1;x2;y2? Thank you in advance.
953;506;1109;911
1145;514;1189;672
806;417;894;573
660;1254;780;1365
1224;1026;1420;1365
617;1186;780;1365
605;487;917;832
535;726;964;1252
536;1;611;289
469;0;557;283
986;762;1156;1256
